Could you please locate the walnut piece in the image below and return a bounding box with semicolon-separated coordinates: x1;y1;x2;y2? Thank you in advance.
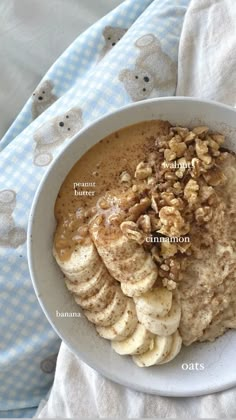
171;126;189;138
158;206;189;237
129;197;151;220
199;185;215;203
137;214;151;233
162;278;177;290
160;242;178;258
120;221;144;244
151;193;159;213
193;126;209;138
195;206;213;224
211;133;225;145
119;171;131;184
175;157;189;178
195;139;212;165
184;179;199;206
169;141;187;158
164;149;176;161
184;131;196;143
149;214;162;231
135;162;152;180
191;158;202;178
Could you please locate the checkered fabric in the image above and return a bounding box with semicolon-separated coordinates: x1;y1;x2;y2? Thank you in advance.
0;0;190;416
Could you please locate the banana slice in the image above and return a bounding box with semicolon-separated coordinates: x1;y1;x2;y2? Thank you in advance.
134;287;173;318
93;233;137;262
90;224;158;293
121;271;157;297
136;299;181;336
65;264;107;298
158;330;182;364
117;253;158;284
96;299;138;341
53;241;101;283
53;240;99;273
112;323;154;355
84;287;127;327
132;334;173;367
112;249;154;283
74;278;116;312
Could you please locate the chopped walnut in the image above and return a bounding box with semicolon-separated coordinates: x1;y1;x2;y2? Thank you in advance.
120;221;144;244
162;278;177;290
191;158;202;178
207;136;220;151
148;152;158;166
175;157;189;178
169;258;181;279
184;131;196;143
118;191;139;210
173;181;182;195
137;214;151;233
160;242;178;258
135;161;152;180
119;171;131;184
171;126;189;138
195;139;212;165
147;176;157;187
195;206;213;224
151;193;159;213
164;149;176;161
193;126;209;138
199;185;215;203
184;179;199;206
169;141;187;158
158;193;183;211
184;144;196;160
159;192;175;206
158;206;189;237
160;258;181;283
128;197;151;220
160;263;170;272
211;133;225;145
164;172;178;181
149;214;162;231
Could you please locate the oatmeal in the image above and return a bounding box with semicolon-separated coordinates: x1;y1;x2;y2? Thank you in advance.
179;154;236;345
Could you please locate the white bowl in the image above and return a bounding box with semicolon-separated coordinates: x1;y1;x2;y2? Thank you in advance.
28;97;236;397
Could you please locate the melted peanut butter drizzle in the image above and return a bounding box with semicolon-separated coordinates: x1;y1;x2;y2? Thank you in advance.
54;120;170;261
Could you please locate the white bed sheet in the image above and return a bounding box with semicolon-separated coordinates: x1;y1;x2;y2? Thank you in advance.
0;0;123;139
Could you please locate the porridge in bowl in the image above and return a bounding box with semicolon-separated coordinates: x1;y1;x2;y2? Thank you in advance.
53;120;236;367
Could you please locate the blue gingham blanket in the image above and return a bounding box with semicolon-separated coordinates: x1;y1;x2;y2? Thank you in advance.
0;0;190;417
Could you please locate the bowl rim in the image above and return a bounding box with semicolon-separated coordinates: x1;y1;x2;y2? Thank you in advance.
27;96;236;397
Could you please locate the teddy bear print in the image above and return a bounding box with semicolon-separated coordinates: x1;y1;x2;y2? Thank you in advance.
119;34;177;101
32;80;58;120
33;107;83;167
0;190;26;248
100;26;127;59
